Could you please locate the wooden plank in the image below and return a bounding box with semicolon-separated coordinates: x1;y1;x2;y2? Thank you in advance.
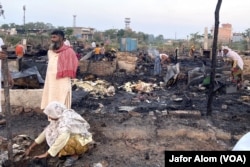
168;110;201;117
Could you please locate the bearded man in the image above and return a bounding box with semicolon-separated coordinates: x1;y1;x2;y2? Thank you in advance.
41;30;79;109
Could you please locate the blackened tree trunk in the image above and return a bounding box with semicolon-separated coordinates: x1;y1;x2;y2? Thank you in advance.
207;0;222;116
1;45;14;167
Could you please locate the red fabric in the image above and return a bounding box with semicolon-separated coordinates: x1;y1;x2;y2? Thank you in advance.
55;44;79;79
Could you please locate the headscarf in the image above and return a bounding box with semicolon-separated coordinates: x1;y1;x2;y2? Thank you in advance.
54;44;79;79
43;101;92;147
222;46;231;52
222;46;244;70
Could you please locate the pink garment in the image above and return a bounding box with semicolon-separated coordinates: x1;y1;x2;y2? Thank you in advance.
55;44;79;79
76;53;81;60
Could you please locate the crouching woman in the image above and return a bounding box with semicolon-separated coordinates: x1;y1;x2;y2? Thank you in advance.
25;101;93;167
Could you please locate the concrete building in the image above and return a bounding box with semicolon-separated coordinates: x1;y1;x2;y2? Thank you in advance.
218;23;232;44
72;27;95;40
232;33;244;42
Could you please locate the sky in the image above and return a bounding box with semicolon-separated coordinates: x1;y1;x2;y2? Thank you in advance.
0;0;249;39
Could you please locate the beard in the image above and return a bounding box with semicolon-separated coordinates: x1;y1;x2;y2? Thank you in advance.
50;41;61;50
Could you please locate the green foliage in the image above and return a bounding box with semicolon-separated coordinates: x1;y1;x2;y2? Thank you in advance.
5;36;22;46
189;32;203;45
231;41;248;51
65;28;74;38
2;21;249;51
1;24;9;30
57;26;65;30
23;22;55;30
103;29;117;39
117;29;125;39
242;28;250;38
93;31;102;42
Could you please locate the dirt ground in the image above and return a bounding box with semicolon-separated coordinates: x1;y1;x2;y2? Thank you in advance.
1;55;250;167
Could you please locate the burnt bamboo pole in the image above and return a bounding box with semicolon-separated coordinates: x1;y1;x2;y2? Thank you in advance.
1;45;14;167
207;0;222;116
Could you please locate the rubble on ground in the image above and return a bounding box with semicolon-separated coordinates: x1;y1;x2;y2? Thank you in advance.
72;79;115;98
1;48;250;166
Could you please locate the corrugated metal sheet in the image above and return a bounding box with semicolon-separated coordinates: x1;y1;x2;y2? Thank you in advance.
120;38;138;52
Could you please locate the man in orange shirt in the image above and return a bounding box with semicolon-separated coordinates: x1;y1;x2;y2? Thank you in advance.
15;42;25;71
93;44;101;61
15;42;25;57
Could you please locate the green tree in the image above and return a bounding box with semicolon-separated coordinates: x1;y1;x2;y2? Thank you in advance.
9;23;16;28
243;28;250;50
24;22;55;30
117;29;125;40
103;29;117;40
57;26;65;30
45;23;55;29
155;34;164;41
93;31;102;42
1;23;9;30
190;32;203;45
65;28;73;37
123;30;137;38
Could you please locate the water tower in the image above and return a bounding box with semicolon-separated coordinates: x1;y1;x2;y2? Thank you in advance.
0;2;5;19
125;18;130;30
73;15;76;27
23;5;26;26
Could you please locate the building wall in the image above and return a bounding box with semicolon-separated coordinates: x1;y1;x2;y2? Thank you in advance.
232;33;243;42
218;23;232;44
72;27;95;40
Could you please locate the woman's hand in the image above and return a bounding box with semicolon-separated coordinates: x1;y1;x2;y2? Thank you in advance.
24;142;38;157
34;152;49;159
231;67;237;72
24;147;32;156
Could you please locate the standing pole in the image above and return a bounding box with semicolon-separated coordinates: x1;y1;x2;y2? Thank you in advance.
0;2;14;166
23;5;26;35
1;45;13;167
207;0;222;116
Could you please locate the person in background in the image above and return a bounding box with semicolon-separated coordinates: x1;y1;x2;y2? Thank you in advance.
189;45;195;57
0;41;14;113
175;47;179;63
222;46;244;88
15;42;25;57
217;49;223;57
0;50;14;86
93;44;101;61
25;101;93;167
91;41;96;49
76;48;82;60
15;41;25;71
0;37;14;86
100;42;105;60
64;37;71;46
154;52;171;76
0;37;4;51
41;29;79;110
